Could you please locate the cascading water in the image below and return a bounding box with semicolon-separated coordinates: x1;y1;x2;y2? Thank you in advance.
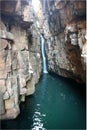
41;35;48;73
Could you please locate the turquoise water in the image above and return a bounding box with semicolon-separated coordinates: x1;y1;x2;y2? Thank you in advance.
1;73;86;129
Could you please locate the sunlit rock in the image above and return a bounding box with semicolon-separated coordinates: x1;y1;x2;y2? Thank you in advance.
3;91;9;100
0;0;42;120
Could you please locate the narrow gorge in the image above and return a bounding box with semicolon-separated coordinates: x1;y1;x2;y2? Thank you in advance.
0;0;86;129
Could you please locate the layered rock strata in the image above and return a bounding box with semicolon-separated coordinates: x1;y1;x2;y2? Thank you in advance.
39;0;86;83
0;0;42;119
0;0;86;120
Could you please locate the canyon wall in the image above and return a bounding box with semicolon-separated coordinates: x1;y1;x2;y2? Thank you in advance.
39;0;86;83
0;0;42;119
0;0;86;120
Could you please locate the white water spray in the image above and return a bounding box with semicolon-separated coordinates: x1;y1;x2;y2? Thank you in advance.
41;35;48;73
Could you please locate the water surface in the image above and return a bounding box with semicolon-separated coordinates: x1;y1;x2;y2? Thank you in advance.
1;73;86;129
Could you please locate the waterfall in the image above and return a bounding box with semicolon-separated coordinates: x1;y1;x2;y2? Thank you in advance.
41;35;48;73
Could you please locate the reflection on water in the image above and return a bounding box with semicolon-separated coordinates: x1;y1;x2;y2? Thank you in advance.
32;109;46;130
1;73;86;129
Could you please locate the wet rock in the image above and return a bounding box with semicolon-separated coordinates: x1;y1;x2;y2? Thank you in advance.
26;77;35;95
0;91;5;115
1;106;20;120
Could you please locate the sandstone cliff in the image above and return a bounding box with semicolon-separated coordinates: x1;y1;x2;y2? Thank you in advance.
38;0;86;83
0;0;42;119
0;0;86;120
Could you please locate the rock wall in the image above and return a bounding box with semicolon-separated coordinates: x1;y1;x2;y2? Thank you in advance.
39;0;86;83
0;0;86;120
0;0;42;119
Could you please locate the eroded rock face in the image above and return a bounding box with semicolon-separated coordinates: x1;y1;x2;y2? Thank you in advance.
0;0;86;120
39;0;86;83
0;0;42;119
